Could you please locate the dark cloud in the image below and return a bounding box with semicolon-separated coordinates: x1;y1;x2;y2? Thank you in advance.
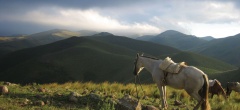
0;0;148;10
0;0;239;37
0;21;55;36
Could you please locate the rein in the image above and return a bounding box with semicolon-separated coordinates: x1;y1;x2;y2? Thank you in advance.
134;75;145;101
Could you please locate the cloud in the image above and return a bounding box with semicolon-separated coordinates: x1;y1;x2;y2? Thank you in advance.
0;0;240;37
1;7;161;36
146;1;240;37
183;22;240;37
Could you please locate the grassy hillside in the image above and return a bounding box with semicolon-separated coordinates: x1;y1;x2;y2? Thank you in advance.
0;81;239;110
191;33;240;66
0;37;138;84
0;33;180;84
0;35;236;84
0;38;37;56
209;68;240;87
0;29;82;57
159;51;236;75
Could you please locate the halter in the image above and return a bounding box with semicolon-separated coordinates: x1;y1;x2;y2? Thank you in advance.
133;53;146;100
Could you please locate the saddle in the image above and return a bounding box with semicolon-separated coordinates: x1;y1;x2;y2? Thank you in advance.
159;57;186;74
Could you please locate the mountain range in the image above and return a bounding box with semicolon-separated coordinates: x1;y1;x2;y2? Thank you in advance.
0;29;239;84
136;30;208;50
0;35;180;84
137;30;240;66
191;33;240;66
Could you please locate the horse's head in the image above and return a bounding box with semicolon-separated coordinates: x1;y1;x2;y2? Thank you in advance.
226;82;239;97
226;82;232;97
133;53;144;76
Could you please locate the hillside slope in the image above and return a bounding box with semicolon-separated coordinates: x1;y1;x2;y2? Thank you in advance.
209;68;240;87
0;29;93;57
0;37;139;84
191;33;240;66
0;35;236;84
160;51;236;74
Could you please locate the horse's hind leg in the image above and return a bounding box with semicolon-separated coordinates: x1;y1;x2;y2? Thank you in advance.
194;99;204;110
188;91;202;110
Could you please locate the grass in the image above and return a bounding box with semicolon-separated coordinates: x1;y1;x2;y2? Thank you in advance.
1;81;240;110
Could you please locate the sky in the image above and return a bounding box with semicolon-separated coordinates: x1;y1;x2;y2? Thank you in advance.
0;0;240;38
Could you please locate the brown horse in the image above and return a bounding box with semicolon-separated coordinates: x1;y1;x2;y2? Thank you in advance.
209;79;227;99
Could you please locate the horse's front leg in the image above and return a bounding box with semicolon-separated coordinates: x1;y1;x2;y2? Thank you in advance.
157;84;168;109
163;85;168;108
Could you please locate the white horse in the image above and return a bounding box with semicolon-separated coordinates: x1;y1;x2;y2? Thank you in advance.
133;53;210;110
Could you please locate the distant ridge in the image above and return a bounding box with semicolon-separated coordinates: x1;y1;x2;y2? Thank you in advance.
136;35;155;40
90;33;180;56
136;30;240;66
200;36;215;41
0;29;96;56
157;30;184;36
191;33;240;66
136;30;207;50
93;32;114;36
78;30;98;36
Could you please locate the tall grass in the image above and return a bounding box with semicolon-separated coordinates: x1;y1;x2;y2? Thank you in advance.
1;81;240;110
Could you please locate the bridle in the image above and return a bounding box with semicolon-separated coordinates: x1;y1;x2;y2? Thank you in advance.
133;53;145;100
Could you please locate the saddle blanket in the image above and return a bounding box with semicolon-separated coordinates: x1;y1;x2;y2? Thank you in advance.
159;57;186;74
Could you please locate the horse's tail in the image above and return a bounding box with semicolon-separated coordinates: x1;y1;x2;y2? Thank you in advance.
200;74;211;110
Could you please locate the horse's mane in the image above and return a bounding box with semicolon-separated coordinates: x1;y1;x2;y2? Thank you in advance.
215;79;222;85
214;79;226;93
141;55;159;60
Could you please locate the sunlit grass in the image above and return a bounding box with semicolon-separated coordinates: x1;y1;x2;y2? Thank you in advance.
1;81;240;109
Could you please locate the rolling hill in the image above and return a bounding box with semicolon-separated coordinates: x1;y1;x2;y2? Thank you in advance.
136;30;207;50
0;37;137;84
208;68;240;87
0;33;182;84
191;33;240;66
90;32;180;56
0;29;96;57
0;33;236;84
159;51;236;74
